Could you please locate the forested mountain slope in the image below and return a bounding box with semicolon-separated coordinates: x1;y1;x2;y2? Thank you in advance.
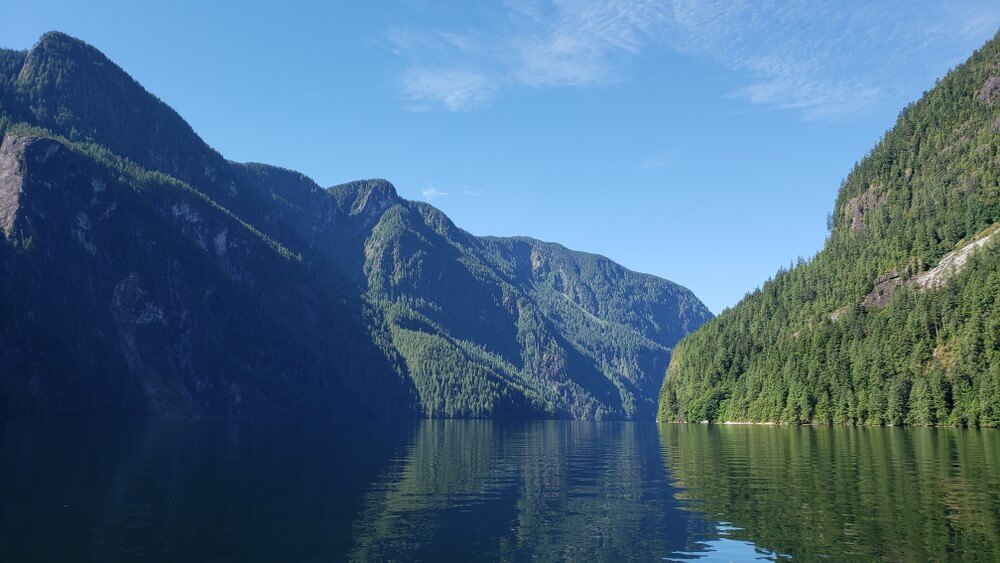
0;32;711;419
659;31;1000;427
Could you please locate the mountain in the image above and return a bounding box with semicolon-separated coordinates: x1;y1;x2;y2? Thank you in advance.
0;32;711;419
658;31;1000;427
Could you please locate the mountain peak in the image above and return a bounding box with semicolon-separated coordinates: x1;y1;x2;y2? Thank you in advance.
10;30;221;191
338;179;400;217
34;30;91;51
24;31;108;76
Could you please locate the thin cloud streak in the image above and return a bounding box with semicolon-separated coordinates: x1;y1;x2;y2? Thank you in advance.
403;68;496;111
422;187;449;200
641;157;666;170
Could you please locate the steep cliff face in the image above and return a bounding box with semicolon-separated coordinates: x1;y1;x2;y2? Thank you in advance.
659;31;1000;427
0;32;711;419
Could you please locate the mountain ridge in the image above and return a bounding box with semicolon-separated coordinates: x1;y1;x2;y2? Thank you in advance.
0;31;711;420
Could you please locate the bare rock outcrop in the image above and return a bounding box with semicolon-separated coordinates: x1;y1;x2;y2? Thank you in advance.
844;184;886;231
862;270;904;307
863;228;997;307
976;75;1000;103
913;231;996;289
0;134;28;236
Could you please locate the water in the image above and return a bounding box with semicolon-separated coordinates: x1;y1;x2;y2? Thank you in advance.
1;420;998;561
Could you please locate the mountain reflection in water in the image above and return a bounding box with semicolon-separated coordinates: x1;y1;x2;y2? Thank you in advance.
1;419;998;561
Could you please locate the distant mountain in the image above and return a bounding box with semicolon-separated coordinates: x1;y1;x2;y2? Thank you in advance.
659;31;1000;427
0;32;711;419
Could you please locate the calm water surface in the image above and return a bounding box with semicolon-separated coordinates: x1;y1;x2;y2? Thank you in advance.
1;420;998;561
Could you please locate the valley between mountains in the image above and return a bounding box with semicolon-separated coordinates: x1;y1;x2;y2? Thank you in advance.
0;32;711;420
4;29;1000;427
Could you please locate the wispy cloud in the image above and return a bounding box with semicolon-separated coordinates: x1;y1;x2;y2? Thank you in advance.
641;149;678;170
509;1;666;88
660;0;1000;118
641;156;668;170
391;0;664;111
462;186;483;196
403;68;496;111
386;0;1000;118
422;187;449;200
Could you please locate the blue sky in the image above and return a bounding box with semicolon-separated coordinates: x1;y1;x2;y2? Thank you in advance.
6;1;1000;313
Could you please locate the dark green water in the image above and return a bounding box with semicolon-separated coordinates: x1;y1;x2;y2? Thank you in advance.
1;420;998;561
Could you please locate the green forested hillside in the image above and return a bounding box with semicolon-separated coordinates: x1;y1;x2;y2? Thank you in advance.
0;32;710;419
659;31;1000;426
335;182;710;419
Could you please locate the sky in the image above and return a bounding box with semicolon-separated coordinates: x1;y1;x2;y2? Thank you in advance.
5;1;1000;313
